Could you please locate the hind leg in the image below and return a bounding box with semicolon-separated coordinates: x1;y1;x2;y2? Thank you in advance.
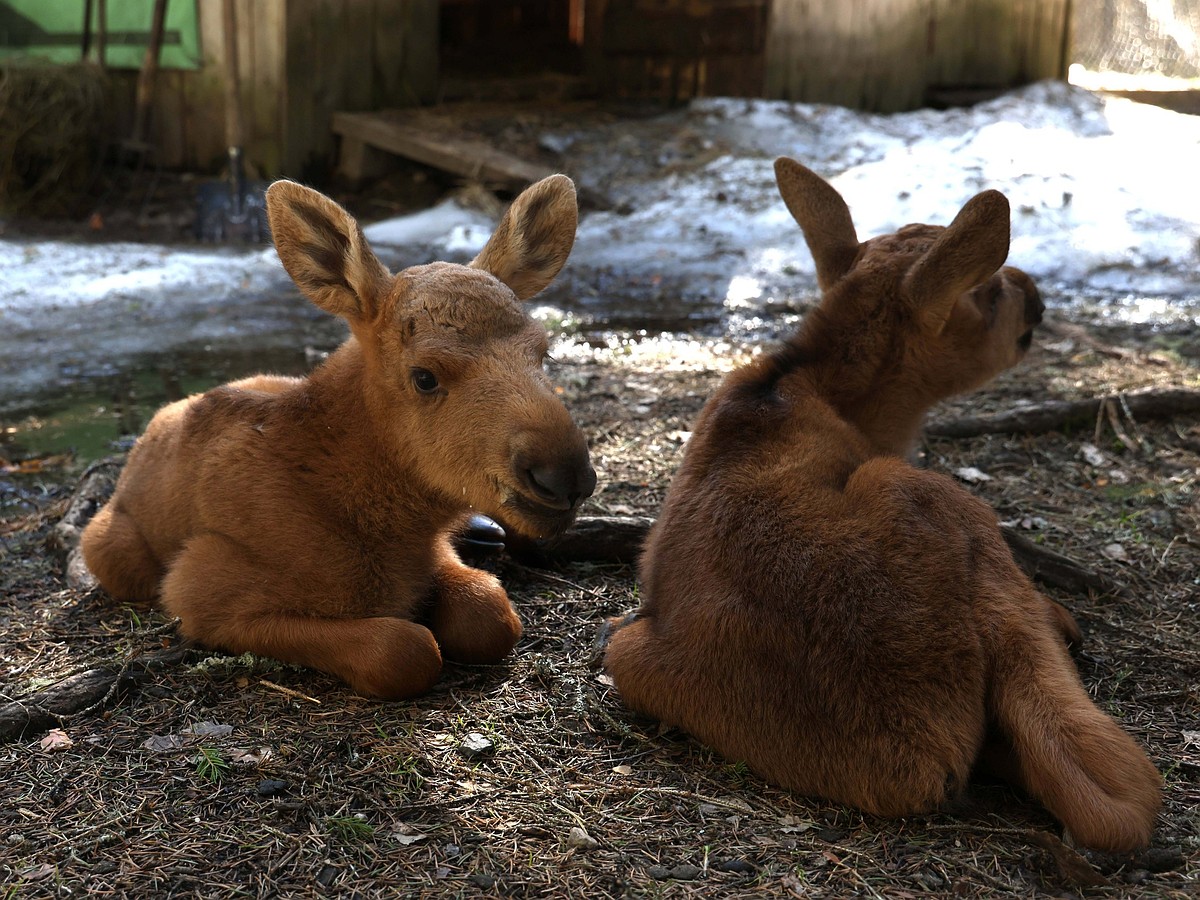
601;613;679;721
162;533;443;699
425;537;522;664
80;503;163;601
1044;597;1082;647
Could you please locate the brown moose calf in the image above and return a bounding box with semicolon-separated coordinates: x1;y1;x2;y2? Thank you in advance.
603;159;1160;852
82;175;596;699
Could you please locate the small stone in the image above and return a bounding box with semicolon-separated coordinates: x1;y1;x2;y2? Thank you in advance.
468;873;495;890
647;866;671;880
715;859;756;874
459;732;495;760
256;778;290;797
669;864;702;880
566;826;599;851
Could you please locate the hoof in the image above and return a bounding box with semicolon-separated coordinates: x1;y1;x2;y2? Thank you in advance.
455;514;506;561
589;610;639;669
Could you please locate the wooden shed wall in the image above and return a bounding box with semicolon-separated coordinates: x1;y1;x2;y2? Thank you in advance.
119;0;437;178
765;0;1072;111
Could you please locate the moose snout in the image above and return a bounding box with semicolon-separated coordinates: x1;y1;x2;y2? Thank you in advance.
514;444;597;512
1025;283;1045;327
1004;267;1044;328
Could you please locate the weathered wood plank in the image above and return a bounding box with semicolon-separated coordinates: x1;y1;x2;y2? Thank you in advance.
765;0;1071;112
332;111;557;189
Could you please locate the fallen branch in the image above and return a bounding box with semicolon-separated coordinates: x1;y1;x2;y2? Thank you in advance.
999;527;1125;597
0;645;191;743
45;455;122;592
544;515;1121;597
926;386;1200;439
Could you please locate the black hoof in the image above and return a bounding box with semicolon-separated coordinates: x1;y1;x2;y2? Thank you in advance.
588;610;639;669
455;514;506;560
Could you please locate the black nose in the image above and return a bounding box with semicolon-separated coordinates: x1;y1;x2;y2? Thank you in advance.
522;459;597;510
1024;282;1045;327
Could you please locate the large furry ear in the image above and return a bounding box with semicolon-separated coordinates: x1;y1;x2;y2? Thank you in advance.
774;158;860;291
904;190;1011;333
266;180;391;321
470;174;577;300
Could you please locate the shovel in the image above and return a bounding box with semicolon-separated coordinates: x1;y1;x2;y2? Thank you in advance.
194;0;268;242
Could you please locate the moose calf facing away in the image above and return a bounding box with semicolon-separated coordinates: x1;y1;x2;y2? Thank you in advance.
82;175;596;699
603;159;1160;852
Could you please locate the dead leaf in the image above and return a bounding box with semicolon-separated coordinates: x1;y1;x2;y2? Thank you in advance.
185;721;233;738
19;863;57;881
1182;730;1200;748
781;872;808;897
230;746;273;768
1101;543;1130;563
612;764;633;776
39;729;73;752
143;734;186;752
393;825;428;846
595;673;615;687
778;814;812;834
0;453;74;475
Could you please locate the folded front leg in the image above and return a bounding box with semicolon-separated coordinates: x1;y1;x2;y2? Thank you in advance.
161;533;443;699
426;536;522;664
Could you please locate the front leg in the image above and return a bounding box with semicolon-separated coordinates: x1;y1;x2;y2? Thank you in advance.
427;536;522;664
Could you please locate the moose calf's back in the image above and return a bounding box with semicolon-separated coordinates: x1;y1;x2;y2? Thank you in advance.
604;159;1160;852
82;175;596;699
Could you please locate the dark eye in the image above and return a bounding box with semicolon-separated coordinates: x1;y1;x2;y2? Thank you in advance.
411;368;439;394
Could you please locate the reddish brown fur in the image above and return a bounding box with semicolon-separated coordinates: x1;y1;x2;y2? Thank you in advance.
603;159;1160;852
82;175;596;699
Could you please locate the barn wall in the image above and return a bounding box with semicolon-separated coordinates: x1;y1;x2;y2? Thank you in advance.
584;0;770;103
765;0;1072;111
117;0;437;177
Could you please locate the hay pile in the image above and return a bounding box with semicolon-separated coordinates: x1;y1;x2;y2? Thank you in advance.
0;61;109;216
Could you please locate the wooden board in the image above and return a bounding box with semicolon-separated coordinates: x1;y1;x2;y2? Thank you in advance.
331;110;557;189
765;0;1072;112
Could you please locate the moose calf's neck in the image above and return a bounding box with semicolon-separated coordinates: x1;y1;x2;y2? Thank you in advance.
769;302;937;459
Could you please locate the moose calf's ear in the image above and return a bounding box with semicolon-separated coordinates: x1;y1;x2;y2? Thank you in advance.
774;157;860;291
904;189;1011;333
266;180;391;322
471;174;578;301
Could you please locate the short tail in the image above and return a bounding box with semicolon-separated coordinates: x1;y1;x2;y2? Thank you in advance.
988;621;1160;852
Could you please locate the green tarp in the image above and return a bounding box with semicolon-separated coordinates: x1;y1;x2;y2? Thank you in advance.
0;0;201;69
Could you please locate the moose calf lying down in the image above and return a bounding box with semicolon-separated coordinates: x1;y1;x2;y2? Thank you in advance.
603;159;1160;852
82;175;596;699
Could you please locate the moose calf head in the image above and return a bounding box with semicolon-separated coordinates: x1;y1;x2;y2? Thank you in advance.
267;176;596;537
773;158;1044;451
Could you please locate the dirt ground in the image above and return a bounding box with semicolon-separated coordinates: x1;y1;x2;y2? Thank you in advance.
1;300;1198;897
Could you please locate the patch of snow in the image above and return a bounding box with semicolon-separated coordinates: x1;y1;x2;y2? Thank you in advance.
363;200;492;252
2;80;1198;409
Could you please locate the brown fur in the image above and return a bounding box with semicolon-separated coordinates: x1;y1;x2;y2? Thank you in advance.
603;159;1160;852
82;175;596;699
